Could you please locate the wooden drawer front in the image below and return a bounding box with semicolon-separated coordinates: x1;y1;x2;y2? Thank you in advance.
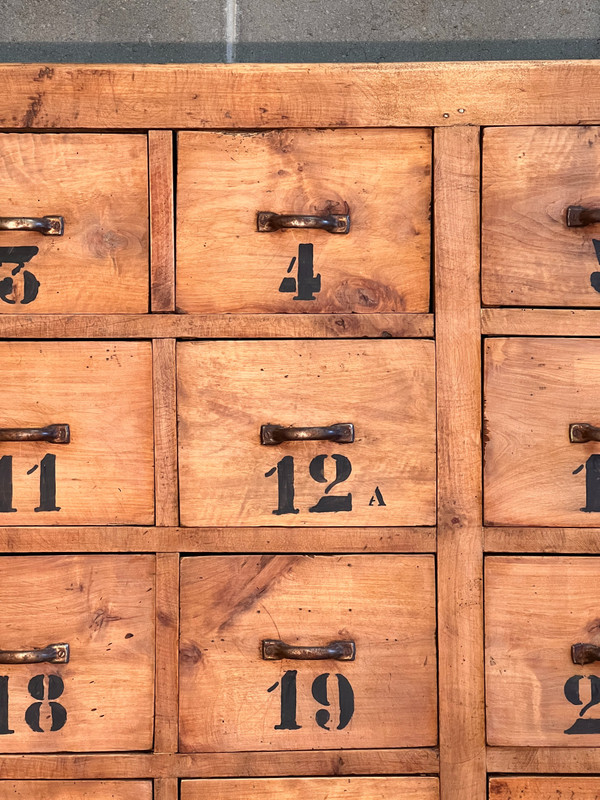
0;341;154;525
176;129;431;314
0;555;155;752
181;778;439;800
179;555;437;752
177;340;435;526
483;337;600;526
0;783;152;800
485;556;600;746
482;127;600;307
490;778;600;799
0;134;148;313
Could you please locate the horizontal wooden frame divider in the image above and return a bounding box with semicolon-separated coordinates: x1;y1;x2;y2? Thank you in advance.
0;527;436;553
0;314;434;339
482;309;600;336
0;749;439;779
1;62;600;129
485;527;600;553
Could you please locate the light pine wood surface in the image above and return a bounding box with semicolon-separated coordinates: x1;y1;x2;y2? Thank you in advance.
0;782;153;800
0;341;154;525
179;554;437;752
176;129;431;314
490;777;600;799
0;134;148;313
177;339;436;526
182;777;440;800
0;555;155;752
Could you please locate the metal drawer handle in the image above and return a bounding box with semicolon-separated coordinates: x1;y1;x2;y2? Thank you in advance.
0;424;70;444
0;216;64;236
261;423;354;446
262;639;355;661
0;643;69;665
572;643;600;665
566;206;600;228
257;211;350;234
570;423;600;443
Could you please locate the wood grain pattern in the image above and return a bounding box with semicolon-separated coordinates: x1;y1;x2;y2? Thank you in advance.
153;339;178;527
485;527;600;553
0;134;148;313
486;556;600;746
0;554;155;752
0;341;154;525
182;778;439;800
0;313;433;339
490;777;600;798
149;131;175;313
0;526;435;553
177;340;436;527
176;129;431;314
488;746;600;773
155;778;178;800
434;127;486;800
0;63;599;128
0;749;439;778
484;337;600;526
483;127;600;307
0;782;152;800
154;553;179;753
179;555;437;752
482;308;600;336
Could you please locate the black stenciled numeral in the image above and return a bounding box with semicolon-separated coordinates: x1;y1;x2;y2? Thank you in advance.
0;247;40;306
0;454;60;513
25;674;67;733
265;456;299;516
564;674;600;734
590;240;600;294
577;455;600;512
266;454;353;515
270;670;302;730
279;244;321;301
308;454;352;513
268;671;355;731
0;676;14;735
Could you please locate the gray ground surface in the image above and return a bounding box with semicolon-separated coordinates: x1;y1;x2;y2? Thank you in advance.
0;0;597;62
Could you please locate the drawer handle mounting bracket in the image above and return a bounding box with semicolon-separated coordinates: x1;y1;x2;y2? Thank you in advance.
566;206;600;228
261;423;354;445
0;216;64;236
0;424;70;444
262;639;355;661
570;423;600;443
0;643;69;665
257;211;350;234
572;642;600;665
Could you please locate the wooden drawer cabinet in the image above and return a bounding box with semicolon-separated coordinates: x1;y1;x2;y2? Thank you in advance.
490;778;600;799
181;778;440;800
179;555;437;752
485;556;600;747
483;337;600;526
0;341;154;525
482;127;600;307
0;134;149;313
0;555;155;752
176;129;431;314
0;783;152;800
177;339;435;526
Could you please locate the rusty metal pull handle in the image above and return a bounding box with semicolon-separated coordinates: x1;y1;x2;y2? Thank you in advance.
566;206;600;228
257;211;350;234
570;423;600;443
572;643;600;665
0;216;64;236
262;639;355;661
0;424;70;444
261;423;354;446
0;643;69;665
